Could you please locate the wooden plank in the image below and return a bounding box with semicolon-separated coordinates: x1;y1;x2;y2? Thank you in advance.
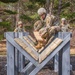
39;38;63;63
54;33;58;72
6;33;15;75
28;35;36;45
38;36;54;53
6;33;39;66
14;38;27;48
14;32;19;75
18;32;25;72
54;53;59;72
58;32;68;75
23;36;38;52
14;38;38;60
29;33;70;75
22;36;39;57
62;41;70;75
21;62;35;75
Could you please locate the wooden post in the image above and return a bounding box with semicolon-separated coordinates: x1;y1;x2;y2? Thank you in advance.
58;32;70;75
62;41;70;75
54;53;59;72
18;32;25;72
6;32;70;75
14;32;19;75
54;33;59;72
6;32;15;75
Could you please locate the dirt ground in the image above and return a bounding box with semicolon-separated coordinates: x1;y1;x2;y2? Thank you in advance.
0;56;75;75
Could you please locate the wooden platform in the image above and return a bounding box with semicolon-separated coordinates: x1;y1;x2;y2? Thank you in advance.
5;32;71;75
14;38;38;60
39;38;63;63
14;37;62;63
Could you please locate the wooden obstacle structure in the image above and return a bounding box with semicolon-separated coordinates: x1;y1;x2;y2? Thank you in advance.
5;32;71;75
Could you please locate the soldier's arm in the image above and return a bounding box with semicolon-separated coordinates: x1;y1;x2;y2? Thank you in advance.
34;20;43;31
68;24;72;29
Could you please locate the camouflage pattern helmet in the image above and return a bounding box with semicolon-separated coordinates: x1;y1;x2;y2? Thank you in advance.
37;8;46;15
61;18;66;21
18;21;23;25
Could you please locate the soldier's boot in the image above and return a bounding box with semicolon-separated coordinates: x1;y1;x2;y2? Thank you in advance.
35;41;43;49
35;39;47;49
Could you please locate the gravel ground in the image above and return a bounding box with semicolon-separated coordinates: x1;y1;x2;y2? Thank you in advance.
0;56;75;75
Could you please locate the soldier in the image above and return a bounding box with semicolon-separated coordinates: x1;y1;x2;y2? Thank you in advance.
33;7;60;49
14;21;25;32
60;18;71;32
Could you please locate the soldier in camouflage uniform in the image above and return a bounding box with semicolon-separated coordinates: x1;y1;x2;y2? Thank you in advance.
33;8;60;49
60;18;71;32
14;21;25;32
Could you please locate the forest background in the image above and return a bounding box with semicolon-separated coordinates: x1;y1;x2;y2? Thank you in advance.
0;0;75;40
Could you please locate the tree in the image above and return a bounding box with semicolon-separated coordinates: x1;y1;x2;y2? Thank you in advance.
0;0;18;3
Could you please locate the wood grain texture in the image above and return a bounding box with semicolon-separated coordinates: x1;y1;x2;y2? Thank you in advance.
14;38;38;60
23;36;38;52
39;38;63;63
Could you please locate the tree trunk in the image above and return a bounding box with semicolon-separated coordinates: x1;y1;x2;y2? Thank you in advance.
46;0;50;13
49;0;54;15
15;0;20;27
58;0;62;20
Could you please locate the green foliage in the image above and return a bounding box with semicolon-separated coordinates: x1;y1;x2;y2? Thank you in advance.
20;14;32;21
61;2;70;9
20;13;39;21
54;2;70;10
0;34;4;40
29;0;46;5
4;10;17;14
0;0;18;3
61;12;75;19
25;2;37;9
30;13;39;20
25;26;33;30
0;21;11;30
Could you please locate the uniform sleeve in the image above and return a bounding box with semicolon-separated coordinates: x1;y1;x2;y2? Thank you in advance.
34;20;43;31
46;14;55;27
68;24;72;29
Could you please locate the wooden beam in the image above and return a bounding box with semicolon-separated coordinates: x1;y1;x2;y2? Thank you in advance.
29;34;70;75
39;36;54;53
6;33;39;66
14;38;38;61
6;33;15;75
23;36;38;52
39;38;63;63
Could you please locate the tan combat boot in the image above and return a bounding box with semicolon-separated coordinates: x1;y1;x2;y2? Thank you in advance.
35;41;43;49
35;39;47;49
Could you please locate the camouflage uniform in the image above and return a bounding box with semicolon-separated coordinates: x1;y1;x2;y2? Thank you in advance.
39;14;56;39
14;21;25;32
34;8;60;49
34;14;57;49
14;27;25;32
60;18;71;32
34;20;43;31
60;24;70;32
